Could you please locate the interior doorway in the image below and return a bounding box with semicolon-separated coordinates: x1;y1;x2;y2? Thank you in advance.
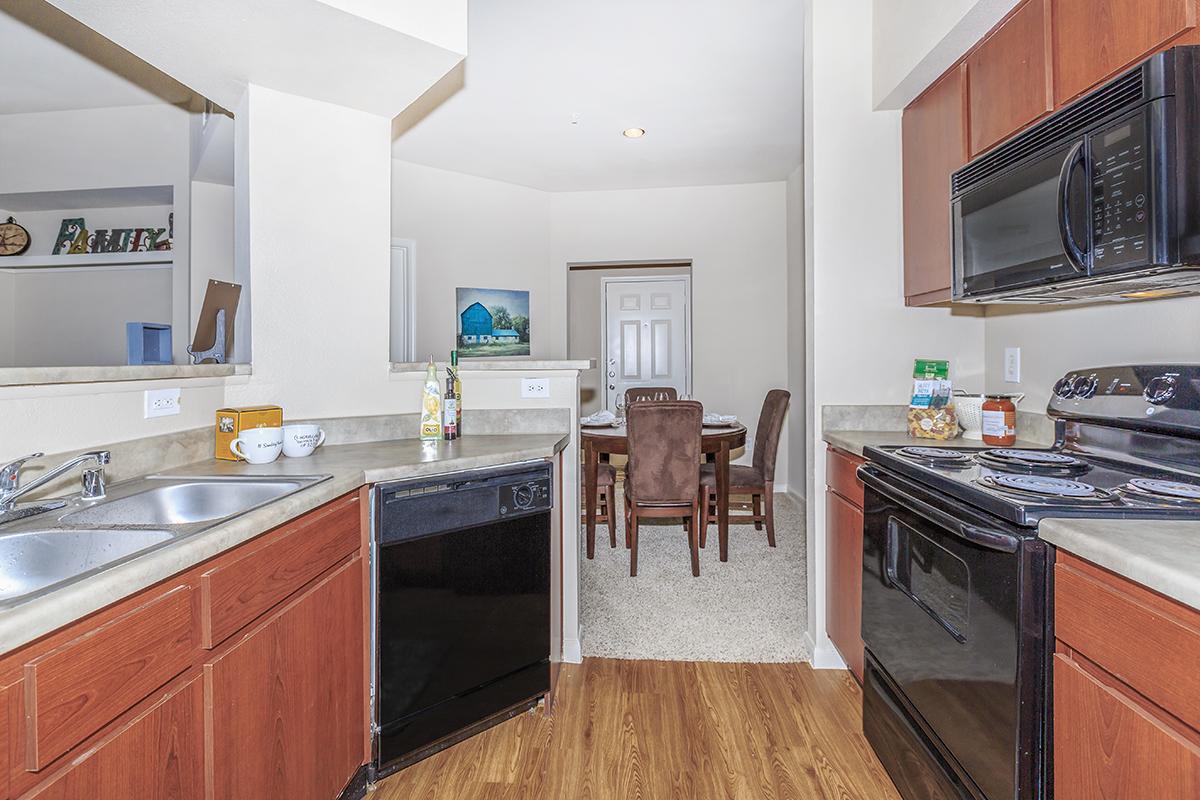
566;261;693;415
601;276;691;411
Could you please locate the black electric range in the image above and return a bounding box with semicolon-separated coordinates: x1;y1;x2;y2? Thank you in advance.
857;364;1200;800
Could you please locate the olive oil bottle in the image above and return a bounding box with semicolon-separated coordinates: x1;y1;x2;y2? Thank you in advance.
419;357;442;441
450;350;463;435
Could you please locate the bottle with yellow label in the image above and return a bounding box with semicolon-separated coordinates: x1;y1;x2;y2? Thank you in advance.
419;356;442;441
451;350;463;435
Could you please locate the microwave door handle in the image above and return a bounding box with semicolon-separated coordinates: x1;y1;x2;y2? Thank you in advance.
1058;141;1088;273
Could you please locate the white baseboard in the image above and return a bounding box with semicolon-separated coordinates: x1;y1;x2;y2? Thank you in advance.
563;636;582;664
811;635;848;670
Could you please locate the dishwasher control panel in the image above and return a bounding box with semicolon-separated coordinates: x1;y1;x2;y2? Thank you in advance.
499;477;552;515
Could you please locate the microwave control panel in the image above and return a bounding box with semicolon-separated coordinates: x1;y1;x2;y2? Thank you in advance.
1091;114;1150;270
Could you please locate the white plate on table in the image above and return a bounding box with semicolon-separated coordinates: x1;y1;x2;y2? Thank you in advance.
581;420;622;428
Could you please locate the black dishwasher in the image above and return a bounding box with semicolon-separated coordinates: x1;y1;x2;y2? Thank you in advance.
374;462;552;775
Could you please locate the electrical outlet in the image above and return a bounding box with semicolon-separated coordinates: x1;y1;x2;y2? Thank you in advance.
144;387;181;418
1004;348;1021;383
521;378;550;399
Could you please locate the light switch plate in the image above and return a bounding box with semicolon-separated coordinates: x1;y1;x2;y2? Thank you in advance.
1004;348;1021;383
144;387;181;418
521;378;550;399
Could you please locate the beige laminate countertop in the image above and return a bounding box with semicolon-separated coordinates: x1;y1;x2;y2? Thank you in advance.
823;430;1048;458
0;433;569;654
1039;517;1200;612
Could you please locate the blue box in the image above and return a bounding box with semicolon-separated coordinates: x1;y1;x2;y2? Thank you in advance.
126;322;172;365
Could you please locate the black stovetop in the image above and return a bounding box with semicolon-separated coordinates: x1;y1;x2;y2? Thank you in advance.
864;442;1200;528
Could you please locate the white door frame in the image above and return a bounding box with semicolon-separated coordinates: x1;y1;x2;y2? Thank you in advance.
390;238;416;363
600;274;693;410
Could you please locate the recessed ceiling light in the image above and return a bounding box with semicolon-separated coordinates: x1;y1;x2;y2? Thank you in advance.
622;127;646;139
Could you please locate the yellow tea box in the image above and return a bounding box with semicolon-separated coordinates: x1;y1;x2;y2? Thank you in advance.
216;405;283;461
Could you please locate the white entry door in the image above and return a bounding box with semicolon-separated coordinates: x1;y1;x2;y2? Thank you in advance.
603;277;691;411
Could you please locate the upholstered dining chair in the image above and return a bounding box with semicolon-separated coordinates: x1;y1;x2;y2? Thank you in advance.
581;462;618;547
700;389;790;548
624;386;678;405
624;400;704;577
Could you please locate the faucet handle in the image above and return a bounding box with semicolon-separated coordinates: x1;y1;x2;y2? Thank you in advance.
0;453;43;492
81;467;107;500
85;450;112;466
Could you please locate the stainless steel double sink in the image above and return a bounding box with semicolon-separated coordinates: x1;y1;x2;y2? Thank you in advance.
0;474;329;608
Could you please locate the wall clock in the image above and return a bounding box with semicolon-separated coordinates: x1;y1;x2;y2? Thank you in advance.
0;217;30;257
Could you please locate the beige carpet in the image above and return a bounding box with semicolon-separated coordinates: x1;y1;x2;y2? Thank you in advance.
579;491;810;662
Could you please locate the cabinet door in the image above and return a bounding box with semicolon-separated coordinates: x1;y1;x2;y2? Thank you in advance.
825;489;864;681
205;558;365;800
967;0;1053;155
1053;0;1195;105
28;678;204;800
1054;655;1200;799
902;64;968;306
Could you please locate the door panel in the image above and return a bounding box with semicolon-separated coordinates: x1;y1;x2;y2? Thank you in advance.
967;0;1052;156
604;279;689;410
1053;0;1194;105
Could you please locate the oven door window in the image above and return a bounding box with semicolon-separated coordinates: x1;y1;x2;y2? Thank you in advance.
887;518;970;641
954;139;1090;296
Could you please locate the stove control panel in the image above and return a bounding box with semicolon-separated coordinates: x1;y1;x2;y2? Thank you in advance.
1048;365;1200;431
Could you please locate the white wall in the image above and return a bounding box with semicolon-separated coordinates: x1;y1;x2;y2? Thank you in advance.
6;265;173;367
806;0;986;666
786;165;806;499
0;104;196;362
391;161;551;360
189;180;236;336
872;0;1019;109
984;298;1200;408
550;182;792;487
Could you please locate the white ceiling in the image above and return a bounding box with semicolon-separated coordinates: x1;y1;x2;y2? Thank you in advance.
0;0;196;115
392;0;805;192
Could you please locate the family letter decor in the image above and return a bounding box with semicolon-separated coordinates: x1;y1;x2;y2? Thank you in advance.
51;217;172;255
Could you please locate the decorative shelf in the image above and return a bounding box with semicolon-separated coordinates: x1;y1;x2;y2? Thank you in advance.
0;251;174;270
0;185;173;212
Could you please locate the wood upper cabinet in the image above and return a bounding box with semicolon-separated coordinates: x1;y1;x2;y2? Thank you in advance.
902;64;968;306
825;447;865;682
27;677;205;800
967;0;1053;156
1054;552;1200;799
1053;0;1196;105
205;557;365;800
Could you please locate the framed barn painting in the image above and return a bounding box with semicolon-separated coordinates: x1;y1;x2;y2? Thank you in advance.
455;287;530;358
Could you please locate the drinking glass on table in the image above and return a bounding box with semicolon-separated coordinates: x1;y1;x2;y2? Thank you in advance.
615;395;626;424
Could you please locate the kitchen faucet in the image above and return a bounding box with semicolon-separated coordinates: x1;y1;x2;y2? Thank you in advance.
0;450;112;523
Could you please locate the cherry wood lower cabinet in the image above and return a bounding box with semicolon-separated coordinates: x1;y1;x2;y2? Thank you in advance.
825;446;865;681
27;677;205;800
0;491;367;800
1054;552;1200;799
205;557;365;800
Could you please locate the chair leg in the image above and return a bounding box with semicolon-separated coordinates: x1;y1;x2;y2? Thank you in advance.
629;510;639;577
688;504;700;577
764;485;776;547
604;488;616;548
699;486;710;549
624;494;632;548
753;493;763;530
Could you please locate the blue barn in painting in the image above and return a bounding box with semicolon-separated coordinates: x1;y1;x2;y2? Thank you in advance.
460;302;521;344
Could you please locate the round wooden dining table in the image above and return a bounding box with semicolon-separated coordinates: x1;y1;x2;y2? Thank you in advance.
581;422;748;563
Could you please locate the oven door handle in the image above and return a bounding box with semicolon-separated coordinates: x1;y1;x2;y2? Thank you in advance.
858;464;1021;554
1057;140;1089;273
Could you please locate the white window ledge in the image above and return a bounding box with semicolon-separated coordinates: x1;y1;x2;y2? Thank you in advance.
0;363;252;388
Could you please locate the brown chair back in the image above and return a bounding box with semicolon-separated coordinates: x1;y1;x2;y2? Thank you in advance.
752;389;791;482
626;400;702;504
624;386;678;405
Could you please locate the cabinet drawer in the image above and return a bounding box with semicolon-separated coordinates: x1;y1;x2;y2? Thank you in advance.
23;586;194;771
27;676;204;800
200;493;359;648
1054;654;1200;800
826;447;865;508
1055;555;1200;730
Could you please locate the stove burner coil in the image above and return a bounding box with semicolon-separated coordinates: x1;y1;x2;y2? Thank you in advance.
978;473;1111;500
974;448;1088;476
1122;477;1200;502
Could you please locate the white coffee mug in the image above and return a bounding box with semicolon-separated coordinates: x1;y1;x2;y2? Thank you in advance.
282;423;326;458
230;426;284;464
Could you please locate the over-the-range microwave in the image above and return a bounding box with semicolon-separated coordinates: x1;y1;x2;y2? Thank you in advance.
952;46;1200;303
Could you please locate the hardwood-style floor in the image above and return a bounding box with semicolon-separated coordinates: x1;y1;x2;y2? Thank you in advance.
374;658;902;800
